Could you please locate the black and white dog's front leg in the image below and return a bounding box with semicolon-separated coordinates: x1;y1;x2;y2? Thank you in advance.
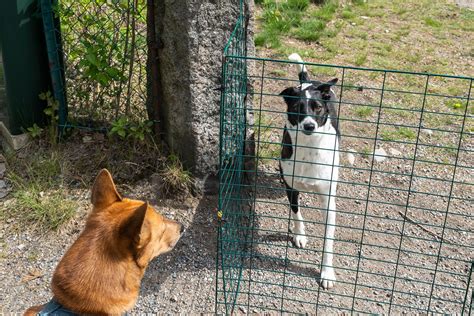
286;185;307;248
319;183;337;289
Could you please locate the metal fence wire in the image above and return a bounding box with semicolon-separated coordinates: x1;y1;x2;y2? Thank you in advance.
43;0;148;130
216;1;473;314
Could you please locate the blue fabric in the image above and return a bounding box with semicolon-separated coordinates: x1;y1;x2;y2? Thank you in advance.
38;299;78;316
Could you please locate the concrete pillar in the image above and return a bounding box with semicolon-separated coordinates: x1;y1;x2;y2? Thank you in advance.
154;0;253;180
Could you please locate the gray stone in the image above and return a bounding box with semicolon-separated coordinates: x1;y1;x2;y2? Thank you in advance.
389;147;402;156
0;162;5;177
346;148;356;165
154;0;254;177
0;189;8;199
0;180;6;189
374;148;387;162
0;122;30;151
454;0;474;9
421;128;433;136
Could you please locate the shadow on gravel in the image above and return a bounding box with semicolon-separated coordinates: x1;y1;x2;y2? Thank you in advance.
138;177;219;298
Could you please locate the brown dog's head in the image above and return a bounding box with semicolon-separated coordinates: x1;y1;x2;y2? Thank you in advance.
90;169;183;266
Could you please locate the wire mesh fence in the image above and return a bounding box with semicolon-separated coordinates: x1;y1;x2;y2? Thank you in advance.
217;2;473;314
47;0;148;129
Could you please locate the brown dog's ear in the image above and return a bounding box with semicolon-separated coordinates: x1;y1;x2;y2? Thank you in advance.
91;169;122;207
119;202;149;247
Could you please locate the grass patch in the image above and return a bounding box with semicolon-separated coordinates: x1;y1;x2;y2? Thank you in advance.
355;106;374;118
160;154;194;196
381;127;417;141
354;52;368;66
6;150;77;230
255;30;282;48
294;19;326;41
255;0;338;47
341;9;356;20
424;17;442;28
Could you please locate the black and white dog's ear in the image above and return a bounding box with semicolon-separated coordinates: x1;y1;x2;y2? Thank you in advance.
316;78;338;93
280;87;299;105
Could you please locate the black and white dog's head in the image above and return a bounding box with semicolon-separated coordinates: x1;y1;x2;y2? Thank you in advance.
280;54;339;136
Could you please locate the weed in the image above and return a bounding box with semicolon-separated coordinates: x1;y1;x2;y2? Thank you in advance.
256;0;337;47
27;124;43;139
11;187;76;230
255;30;282;48
109;117;153;142
381;127;417;141
312;0;338;22
360;146;372;158
6;150;77;230
39;91;59;145
355;106;374;118
287;0;309;11
341;9;356;20
424;17;442;28
445;98;467;112
160;154;194;196
294;19;326;41
354;52;368;66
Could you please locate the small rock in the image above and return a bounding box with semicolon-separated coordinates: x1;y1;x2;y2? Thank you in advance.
82;136;93;143
361;16;369;19
351;22;356;26
346;149;356;165
170;296;178;302
0;180;6;189
0;190;8;199
0;163;6;177
421;128;433;135
346;152;356;165
389;148;402;156
374;148;387;162
239;306;247;313
18;244;26;250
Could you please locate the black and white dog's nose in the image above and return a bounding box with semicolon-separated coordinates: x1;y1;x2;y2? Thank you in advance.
303;123;315;131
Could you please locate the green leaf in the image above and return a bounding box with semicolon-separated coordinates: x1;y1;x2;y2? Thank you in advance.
117;129;126;138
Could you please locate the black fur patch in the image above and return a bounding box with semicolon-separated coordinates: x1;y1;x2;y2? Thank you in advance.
281;127;293;160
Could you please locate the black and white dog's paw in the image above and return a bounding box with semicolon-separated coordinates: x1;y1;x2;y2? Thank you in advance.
292;232;307;248
320;266;336;289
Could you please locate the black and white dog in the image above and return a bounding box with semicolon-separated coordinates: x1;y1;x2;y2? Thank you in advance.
279;53;340;289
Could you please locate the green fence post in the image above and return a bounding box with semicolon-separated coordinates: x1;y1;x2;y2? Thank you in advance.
0;0;51;135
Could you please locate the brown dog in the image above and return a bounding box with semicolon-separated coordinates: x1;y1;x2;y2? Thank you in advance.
24;169;183;315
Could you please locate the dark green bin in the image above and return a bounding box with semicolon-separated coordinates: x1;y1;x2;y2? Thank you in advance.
0;0;51;135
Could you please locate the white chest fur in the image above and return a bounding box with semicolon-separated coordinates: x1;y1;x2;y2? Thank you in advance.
281;120;340;192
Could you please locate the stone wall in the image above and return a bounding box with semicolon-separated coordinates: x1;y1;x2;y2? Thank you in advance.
154;0;253;179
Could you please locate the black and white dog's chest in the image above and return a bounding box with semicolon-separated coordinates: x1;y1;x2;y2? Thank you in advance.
280;121;340;192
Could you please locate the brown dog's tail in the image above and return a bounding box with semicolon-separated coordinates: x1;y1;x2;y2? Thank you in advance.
24;305;45;316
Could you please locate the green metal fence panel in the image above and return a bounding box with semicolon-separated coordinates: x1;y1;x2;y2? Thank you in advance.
217;1;473;314
47;0;148;130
